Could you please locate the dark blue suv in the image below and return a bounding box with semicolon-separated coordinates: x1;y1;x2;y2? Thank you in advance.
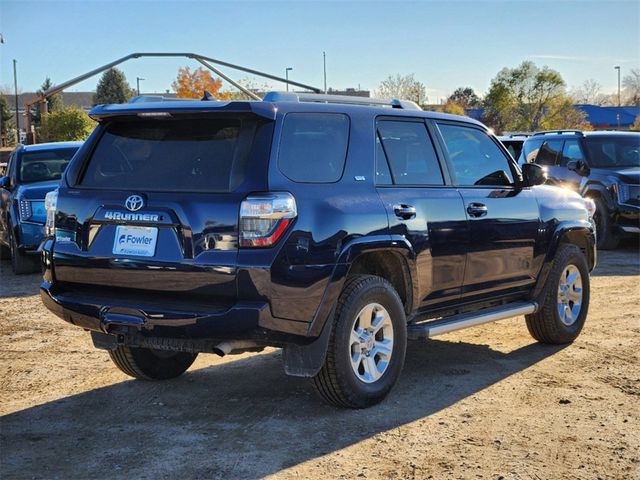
40;93;596;408
0;142;81;273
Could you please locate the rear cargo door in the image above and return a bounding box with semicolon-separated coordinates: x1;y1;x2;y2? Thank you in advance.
53;113;272;301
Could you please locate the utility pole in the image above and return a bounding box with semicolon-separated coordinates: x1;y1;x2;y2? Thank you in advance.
13;59;19;144
136;77;145;96
285;67;293;92
614;66;621;107
323;52;327;94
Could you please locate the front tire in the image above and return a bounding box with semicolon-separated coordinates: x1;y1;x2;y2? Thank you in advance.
526;245;590;344
312;275;407;409
593;198;619;250
109;346;197;380
9;228;38;275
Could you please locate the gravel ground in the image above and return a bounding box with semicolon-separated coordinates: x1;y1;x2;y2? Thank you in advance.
0;242;638;479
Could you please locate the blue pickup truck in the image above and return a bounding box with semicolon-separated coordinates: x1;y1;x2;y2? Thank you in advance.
0;142;81;273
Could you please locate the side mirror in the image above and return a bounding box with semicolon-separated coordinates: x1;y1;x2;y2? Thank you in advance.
0;176;9;189
567;159;591;177
521;163;547;186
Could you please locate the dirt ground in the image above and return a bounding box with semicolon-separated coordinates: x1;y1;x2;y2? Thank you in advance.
1;243;638;480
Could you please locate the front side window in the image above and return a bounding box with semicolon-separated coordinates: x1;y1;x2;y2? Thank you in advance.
376;120;443;185
19;148;77;183
278;113;350;183
561;140;585;167
438;124;514;186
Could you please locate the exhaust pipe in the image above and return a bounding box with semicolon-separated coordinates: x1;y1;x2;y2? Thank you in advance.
212;340;261;357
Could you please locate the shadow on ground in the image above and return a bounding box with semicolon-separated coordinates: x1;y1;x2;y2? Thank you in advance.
1;339;566;479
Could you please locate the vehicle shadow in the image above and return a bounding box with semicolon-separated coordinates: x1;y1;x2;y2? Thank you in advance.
0;259;42;298
1;338;566;479
591;240;639;277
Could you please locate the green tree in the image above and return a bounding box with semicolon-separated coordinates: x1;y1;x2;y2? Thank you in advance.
482;61;583;133
40;106;95;142
31;77;64;126
447;87;481;109
442;101;466;116
93;68;133;105
0;93;16;146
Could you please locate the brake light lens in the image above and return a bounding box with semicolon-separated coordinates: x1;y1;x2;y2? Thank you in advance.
240;192;297;247
44;189;58;237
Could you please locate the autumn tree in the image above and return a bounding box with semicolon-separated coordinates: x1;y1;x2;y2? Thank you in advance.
40;106;95;142
94;68;133;105
172;67;230;100
376;74;427;105
442;101;465;116
447;87;481;109
482;61;585;133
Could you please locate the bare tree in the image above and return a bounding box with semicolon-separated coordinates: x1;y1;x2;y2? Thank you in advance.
376;74;427;105
623;69;640;106
570;79;611;106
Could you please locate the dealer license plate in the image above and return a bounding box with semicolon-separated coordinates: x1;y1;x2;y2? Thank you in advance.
112;225;158;257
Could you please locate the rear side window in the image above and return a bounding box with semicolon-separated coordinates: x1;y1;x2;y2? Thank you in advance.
521;138;544;164
278;113;349;183
561;140;585;167
377;120;444;185
536;140;564;166
80;117;253;192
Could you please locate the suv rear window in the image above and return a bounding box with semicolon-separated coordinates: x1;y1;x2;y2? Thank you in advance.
20;148;78;183
80;117;254;192
278;113;349;183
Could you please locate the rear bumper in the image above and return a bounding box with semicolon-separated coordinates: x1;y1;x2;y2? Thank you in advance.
40;281;311;344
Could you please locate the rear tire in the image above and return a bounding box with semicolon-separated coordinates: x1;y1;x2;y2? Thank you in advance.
526;245;590;344
312;275;407;409
593;198;619;250
108;346;197;380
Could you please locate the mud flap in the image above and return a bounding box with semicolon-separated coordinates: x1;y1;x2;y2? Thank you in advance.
282;307;334;377
91;331;119;351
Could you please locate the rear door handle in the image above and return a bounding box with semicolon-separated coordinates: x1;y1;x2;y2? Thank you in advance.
467;202;488;218
393;204;417;220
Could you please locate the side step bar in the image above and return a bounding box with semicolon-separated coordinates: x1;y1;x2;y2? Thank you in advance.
407;301;537;340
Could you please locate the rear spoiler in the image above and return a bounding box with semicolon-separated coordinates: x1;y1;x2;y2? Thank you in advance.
89;100;277;121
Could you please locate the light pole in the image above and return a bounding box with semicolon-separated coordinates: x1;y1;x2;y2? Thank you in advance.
285;67;293;92
323;52;327;94
614;66;621;107
136;77;145;96
13;59;19;144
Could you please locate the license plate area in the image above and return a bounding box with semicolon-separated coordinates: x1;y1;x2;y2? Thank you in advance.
112;225;158;257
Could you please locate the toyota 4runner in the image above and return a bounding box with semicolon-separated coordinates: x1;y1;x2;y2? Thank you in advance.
40;92;596;408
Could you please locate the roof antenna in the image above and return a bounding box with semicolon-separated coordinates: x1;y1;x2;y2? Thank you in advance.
201;91;215;101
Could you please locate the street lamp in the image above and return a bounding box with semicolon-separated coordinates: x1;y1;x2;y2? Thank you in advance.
136;77;145;96
285;67;293;92
614;66;621;107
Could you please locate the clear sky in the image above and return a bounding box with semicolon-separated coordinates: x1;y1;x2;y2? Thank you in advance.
1;0;639;103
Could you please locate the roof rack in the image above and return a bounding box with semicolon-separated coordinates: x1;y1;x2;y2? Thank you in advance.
532;130;584;137
262;91;422;111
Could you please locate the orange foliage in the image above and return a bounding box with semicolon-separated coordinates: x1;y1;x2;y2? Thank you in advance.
171;67;230;100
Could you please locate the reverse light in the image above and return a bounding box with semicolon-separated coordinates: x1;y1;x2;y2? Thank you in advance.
44;189;58;237
240;192;297;247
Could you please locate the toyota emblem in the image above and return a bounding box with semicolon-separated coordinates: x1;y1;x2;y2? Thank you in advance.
124;195;144;212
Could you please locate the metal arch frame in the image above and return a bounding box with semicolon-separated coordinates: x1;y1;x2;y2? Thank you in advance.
23;52;322;141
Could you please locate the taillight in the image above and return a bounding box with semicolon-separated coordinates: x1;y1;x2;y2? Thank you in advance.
240;192;297;247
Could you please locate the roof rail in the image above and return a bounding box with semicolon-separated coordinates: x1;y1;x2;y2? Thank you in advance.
262;91;422;111
128;95;194;103
532;130;584;137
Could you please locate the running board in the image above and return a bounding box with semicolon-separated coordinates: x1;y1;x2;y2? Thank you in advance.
407;301;537;340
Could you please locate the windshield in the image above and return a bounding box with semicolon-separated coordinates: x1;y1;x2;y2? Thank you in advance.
585;135;640;168
80;117;255;192
19;148;78;183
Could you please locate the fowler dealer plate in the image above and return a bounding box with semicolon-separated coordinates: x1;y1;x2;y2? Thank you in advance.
113;225;158;257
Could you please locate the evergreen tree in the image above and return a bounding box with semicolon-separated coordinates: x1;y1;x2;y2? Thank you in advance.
93;68;133;105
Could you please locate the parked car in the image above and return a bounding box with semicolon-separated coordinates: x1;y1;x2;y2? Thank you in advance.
519;130;639;249
0;142;82;273
497;133;530;162
40;93;595;408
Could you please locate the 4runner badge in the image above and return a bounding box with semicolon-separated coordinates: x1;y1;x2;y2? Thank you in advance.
125;195;144;212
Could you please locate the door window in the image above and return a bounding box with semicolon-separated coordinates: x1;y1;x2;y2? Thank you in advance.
376;120;443;185
536;140;564;166
561;140;585;167
438;124;514;186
